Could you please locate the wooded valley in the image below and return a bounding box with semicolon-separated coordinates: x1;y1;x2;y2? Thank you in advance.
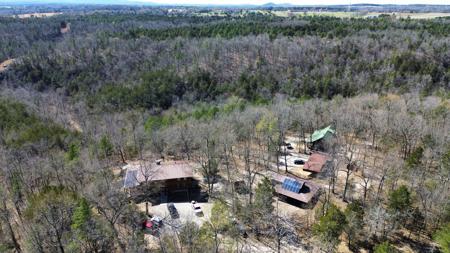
0;5;449;253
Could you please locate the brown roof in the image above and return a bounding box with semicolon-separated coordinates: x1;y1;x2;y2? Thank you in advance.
303;152;330;173
123;161;193;188
269;172;320;203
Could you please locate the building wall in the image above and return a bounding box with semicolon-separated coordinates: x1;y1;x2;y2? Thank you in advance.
160;177;193;192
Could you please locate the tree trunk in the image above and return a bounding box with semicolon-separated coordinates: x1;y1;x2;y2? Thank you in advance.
342;166;351;202
119;149;126;163
362;181;368;206
224;145;231;193
1;199;21;253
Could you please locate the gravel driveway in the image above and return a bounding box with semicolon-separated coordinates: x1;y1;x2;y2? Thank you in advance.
140;202;213;228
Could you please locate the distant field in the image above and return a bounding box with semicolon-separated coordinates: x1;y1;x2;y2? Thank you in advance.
270;10;450;19
211;9;450;19
15;12;62;18
390;12;450;19
194;12;227;17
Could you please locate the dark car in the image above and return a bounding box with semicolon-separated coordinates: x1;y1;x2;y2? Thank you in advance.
294;159;305;165
167;203;179;219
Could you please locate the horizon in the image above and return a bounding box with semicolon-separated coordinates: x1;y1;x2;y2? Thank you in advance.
2;0;449;6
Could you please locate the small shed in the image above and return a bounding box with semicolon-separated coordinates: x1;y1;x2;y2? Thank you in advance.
308;125;335;151
269;172;320;206
303;152;331;173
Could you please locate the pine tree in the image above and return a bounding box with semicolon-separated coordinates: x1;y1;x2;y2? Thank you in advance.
313;204;347;251
434;223;450;253
71;198;91;232
254;177;274;217
374;241;398;253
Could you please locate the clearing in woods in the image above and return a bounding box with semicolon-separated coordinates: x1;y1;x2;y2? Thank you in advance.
14;12;62;18
0;58;14;72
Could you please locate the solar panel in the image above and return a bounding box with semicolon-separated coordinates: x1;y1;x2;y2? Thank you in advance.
281;178;304;193
124;170;138;188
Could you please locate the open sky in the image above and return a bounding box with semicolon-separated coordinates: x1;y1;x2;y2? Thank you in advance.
139;0;449;5
2;0;448;5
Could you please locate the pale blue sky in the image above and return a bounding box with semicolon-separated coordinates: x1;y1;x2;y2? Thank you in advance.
137;0;449;5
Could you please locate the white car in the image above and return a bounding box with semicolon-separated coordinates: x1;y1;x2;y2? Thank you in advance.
151;216;163;225
191;201;203;216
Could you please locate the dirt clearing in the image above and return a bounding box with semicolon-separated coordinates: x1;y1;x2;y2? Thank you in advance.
0;58;15;72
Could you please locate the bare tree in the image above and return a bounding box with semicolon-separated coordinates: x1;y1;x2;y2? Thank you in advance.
0;185;21;253
136;159;157;215
195;123;220;195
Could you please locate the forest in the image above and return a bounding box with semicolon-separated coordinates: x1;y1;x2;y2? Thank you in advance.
0;5;449;253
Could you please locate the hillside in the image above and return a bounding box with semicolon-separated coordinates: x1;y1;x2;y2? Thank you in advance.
0;4;449;253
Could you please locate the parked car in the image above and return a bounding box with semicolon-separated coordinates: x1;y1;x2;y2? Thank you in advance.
151;216;163;226
294;159;305;165
191;201;203;216
167;203;179;219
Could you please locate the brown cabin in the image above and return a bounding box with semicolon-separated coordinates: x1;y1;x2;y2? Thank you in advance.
123;161;197;202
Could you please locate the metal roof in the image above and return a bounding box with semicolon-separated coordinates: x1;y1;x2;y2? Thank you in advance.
269;172;320;203
124;170;139;188
303;152;330;173
123;161;193;188
309;125;335;143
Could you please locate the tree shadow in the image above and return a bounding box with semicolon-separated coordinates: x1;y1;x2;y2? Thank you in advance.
391;232;437;252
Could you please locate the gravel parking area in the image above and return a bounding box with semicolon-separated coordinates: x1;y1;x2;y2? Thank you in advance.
139;202;213;228
278;153;312;179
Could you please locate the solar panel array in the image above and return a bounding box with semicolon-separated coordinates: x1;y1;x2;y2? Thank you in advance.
124;170;138;188
281;178;304;193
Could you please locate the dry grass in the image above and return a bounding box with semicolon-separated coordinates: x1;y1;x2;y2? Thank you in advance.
15;12;62;19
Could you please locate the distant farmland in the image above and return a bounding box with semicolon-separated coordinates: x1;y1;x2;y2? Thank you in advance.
270;10;450;19
14;12;62;18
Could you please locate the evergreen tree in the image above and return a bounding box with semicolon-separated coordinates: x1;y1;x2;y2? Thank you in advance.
210;200;231;232
313;204;347;251
66;142;80;162
98;135;114;158
71;198;91;232
434;223;450;253
406;146;423;169
253;177;275;217
388;185;412;225
344;200;364;247
374;241;398;253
